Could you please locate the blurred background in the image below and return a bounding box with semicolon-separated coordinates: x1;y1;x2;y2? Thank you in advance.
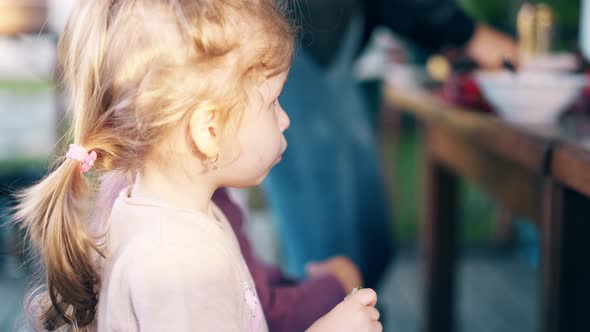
0;0;588;331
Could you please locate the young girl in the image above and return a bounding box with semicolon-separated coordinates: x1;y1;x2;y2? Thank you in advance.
14;0;382;331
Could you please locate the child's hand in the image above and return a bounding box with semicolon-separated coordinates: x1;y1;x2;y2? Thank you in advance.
306;256;363;293
306;288;382;332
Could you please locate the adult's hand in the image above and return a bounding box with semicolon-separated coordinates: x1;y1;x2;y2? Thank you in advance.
307;256;363;293
466;24;518;69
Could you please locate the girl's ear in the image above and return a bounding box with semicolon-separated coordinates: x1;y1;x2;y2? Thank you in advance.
189;105;220;160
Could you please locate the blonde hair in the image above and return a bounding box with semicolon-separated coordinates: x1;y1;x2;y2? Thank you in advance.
13;0;294;330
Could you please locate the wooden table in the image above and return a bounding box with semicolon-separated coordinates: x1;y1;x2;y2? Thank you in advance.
541;129;590;332
382;84;590;332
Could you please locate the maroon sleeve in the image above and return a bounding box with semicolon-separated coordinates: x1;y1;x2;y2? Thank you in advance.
213;189;346;332
264;274;347;332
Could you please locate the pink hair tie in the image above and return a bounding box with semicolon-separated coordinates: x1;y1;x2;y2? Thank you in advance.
66;144;97;173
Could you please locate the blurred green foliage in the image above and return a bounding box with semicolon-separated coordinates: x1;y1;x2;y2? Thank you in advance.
458;0;514;24
0;80;50;94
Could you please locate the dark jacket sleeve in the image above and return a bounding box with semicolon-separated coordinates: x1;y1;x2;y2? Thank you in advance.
213;189;346;332
365;0;476;51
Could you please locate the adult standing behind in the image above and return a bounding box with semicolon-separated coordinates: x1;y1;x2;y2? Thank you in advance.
261;0;517;288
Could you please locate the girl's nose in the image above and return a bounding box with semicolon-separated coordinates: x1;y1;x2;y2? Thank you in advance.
279;108;290;132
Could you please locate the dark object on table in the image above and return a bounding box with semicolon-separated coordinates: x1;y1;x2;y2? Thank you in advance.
502;58;517;74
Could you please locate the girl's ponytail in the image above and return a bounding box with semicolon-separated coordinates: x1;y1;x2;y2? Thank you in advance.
13;1;113;330
15;157;100;330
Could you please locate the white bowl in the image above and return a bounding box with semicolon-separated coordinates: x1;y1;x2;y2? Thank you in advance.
476;71;586;125
521;53;580;72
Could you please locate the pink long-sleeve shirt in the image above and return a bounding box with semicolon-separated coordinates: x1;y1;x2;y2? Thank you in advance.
96;187;267;332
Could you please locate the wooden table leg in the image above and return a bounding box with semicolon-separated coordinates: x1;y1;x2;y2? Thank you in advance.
541;180;590;332
422;131;459;332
